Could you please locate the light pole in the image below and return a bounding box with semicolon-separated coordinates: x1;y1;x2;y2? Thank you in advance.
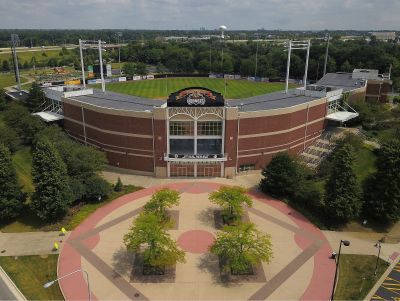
79;39;86;88
323;33;330;77
44;269;91;301
98;40;106;93
331;239;350;301
374;242;382;276
254;33;259;79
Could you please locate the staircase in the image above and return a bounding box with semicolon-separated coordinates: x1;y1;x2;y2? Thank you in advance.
299;134;334;169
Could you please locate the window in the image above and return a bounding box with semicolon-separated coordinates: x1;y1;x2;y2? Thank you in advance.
197;139;222;155
170;139;194;155
169;121;194;136
239;164;256;172
197;121;222;136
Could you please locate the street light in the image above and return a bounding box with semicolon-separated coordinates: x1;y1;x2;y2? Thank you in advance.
43;269;91;301
331;239;350;301
374;242;382;276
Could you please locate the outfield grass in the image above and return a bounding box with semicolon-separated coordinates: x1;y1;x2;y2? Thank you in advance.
0;73;28;89
0;255;63;300
95;78;293;99
334;254;387;300
12;147;35;194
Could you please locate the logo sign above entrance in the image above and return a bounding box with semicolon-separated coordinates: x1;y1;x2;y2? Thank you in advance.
167;87;224;107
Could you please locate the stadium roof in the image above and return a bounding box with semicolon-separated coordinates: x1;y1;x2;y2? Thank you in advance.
70;89;164;112
228;90;318;112
316;73;366;92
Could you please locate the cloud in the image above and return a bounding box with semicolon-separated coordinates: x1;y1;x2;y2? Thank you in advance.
0;0;399;30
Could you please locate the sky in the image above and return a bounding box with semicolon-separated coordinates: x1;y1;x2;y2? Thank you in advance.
0;0;399;30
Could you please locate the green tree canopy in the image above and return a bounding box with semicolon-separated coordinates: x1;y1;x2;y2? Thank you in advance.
325;143;361;222
260;152;307;198
123;212;185;268
114;177;123;192
0;144;24;219
31;139;73;220
144;188;180;221
210;222;273;274
24;82;45;112
209;186;252;222
364;139;400;224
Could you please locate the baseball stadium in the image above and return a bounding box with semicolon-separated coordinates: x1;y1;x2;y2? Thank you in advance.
37;68;381;179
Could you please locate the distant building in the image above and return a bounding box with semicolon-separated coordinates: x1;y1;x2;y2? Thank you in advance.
352;69;392;103
370;32;397;41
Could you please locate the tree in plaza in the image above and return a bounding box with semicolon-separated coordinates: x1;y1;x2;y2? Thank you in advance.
114;177;123;192
31;139;73;220
123;212;185;271
363;139;400;224
260;152;306;198
324;143;361;222
209;186;252;223
24;82;45;112
0;144;24;219
144;188;180;222
210;222;273;274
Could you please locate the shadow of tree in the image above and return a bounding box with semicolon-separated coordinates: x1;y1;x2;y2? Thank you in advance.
197;207;216;228
111;246;135;279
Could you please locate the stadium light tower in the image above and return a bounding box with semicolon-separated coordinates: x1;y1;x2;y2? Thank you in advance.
79;39;86;88
11;34;22;93
98;40;106;93
284;40;311;93
323;33;330;77
219;26;227;74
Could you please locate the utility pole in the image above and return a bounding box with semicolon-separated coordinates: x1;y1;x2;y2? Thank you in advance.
254;33;260;78
79;39;86;88
98;40;106;93
285;40;292;94
11;34;21;93
323;33;330;77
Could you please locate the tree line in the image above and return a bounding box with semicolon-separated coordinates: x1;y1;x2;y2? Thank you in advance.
0;85;113;221
260;134;400;227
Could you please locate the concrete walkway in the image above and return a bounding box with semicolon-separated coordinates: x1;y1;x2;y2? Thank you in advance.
0;231;68;256
323;230;400;262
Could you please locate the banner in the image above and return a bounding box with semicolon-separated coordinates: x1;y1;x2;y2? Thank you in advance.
88;65;94;78
118;77;127;82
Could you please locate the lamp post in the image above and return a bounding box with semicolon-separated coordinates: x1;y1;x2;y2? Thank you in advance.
44;269;91;301
331;239;350;301
374;242;382;276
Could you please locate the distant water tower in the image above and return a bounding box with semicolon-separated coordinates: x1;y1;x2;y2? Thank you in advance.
219;25;227;39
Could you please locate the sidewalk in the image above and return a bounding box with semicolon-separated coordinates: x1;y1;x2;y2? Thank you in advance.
323;230;400;261
0;266;27;301
0;231;69;257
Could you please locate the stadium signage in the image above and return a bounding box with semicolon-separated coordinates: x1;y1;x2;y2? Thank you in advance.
167;87;224;107
169;154;224;159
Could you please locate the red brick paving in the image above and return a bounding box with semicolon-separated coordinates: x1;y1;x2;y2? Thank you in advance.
58;182;335;301
178;230;215;254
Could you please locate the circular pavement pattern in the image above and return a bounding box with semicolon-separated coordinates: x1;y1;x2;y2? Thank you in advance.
177;230;215;253
58;182;335;301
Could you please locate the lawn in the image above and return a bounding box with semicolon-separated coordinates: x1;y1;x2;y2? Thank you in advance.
354;144;377;183
0;255;63;300
334;254;388;300
12;146;35;194
0;72;28;89
0;185;142;233
94;78;293;99
0;49;64;65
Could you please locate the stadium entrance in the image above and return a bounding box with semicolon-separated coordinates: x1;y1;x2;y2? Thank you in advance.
164;88;228;178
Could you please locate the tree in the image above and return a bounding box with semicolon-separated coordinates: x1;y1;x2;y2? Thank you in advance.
24;82;45;112
0;89;7;110
31;139;73;220
135;62;147;75
123;212;185;270
209;186;252;223
123;62;136;76
364;139;400;224
325;143;361;222
260;152;306;198
0;144;24;219
144;188;180;221
83;175;111;202
210;222;273;274
115;177;123;192
0;125;20;153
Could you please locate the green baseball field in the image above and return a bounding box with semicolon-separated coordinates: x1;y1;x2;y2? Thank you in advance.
94;77;294;99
